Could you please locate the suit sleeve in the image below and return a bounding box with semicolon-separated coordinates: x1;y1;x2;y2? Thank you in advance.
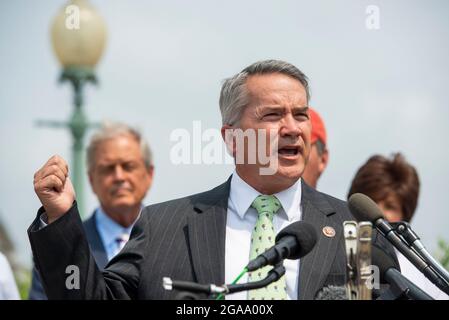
27;202;148;299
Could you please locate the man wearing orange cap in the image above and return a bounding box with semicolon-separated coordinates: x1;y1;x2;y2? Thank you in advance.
302;108;329;189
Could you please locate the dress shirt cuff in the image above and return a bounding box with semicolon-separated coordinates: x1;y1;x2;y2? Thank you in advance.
39;213;49;229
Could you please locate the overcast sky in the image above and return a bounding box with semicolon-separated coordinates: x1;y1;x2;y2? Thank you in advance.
1;0;448;267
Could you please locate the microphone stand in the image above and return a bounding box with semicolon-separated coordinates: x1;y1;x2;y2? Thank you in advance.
394;222;449;284
376;268;433;300
224;264;286;294
374;219;449;295
162;264;286;299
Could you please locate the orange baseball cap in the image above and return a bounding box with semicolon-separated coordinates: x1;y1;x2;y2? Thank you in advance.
309;108;327;145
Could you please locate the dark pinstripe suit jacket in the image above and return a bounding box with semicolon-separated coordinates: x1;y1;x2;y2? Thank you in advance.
28;177;394;299
28;211;109;299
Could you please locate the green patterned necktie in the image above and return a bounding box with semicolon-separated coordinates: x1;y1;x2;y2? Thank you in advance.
248;195;288;300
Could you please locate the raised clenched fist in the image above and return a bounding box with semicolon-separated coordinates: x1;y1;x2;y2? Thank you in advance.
33;155;76;224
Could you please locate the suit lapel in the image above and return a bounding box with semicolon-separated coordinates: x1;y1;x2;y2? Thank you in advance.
186;177;231;285
298;182;343;300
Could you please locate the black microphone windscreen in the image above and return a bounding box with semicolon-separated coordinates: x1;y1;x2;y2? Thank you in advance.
314;286;347;300
348;193;384;222
275;221;317;260
371;244;400;283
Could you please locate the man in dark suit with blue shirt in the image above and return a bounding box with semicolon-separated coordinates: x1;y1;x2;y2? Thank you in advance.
28;122;154;299
29;60;395;300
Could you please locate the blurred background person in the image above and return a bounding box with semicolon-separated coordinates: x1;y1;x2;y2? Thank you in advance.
348;153;448;299
29;122;154;299
302;108;329;189
0;251;20;300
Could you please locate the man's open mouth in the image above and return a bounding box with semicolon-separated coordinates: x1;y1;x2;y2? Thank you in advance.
278;145;300;156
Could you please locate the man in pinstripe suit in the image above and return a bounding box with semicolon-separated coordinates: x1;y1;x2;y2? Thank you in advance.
29;60;395;299
28;122;154;299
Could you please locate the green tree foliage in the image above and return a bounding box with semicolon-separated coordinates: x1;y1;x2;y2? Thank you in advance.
437;238;449;271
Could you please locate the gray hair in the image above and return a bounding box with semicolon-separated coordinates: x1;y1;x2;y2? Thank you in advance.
86;122;153;171
219;59;310;126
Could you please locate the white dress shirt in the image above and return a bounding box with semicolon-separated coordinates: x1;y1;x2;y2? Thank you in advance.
396;249;449;300
95;207;136;261
225;171;302;300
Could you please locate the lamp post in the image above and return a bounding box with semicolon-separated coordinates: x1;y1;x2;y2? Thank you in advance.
38;0;107;217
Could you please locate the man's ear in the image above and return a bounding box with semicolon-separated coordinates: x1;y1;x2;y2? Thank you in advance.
221;125;235;157
144;165;154;189
146;165;154;181
88;170;97;195
146;165;154;178
318;148;329;175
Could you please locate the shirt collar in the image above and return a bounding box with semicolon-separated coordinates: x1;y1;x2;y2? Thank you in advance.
95;207;136;248
229;170;302;222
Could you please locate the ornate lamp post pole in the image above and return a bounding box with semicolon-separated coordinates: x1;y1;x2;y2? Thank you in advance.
38;0;107;216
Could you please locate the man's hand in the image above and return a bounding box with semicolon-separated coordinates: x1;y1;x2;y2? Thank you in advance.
33;155;76;224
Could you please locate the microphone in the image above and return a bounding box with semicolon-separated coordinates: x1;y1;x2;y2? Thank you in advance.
164;222;317;299
343;221;373;300
246;221;317;272
163;264;286;298
225;264;286;294
394;221;449;283
348;193;449;295
314;286;348;300
371;244;433;300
